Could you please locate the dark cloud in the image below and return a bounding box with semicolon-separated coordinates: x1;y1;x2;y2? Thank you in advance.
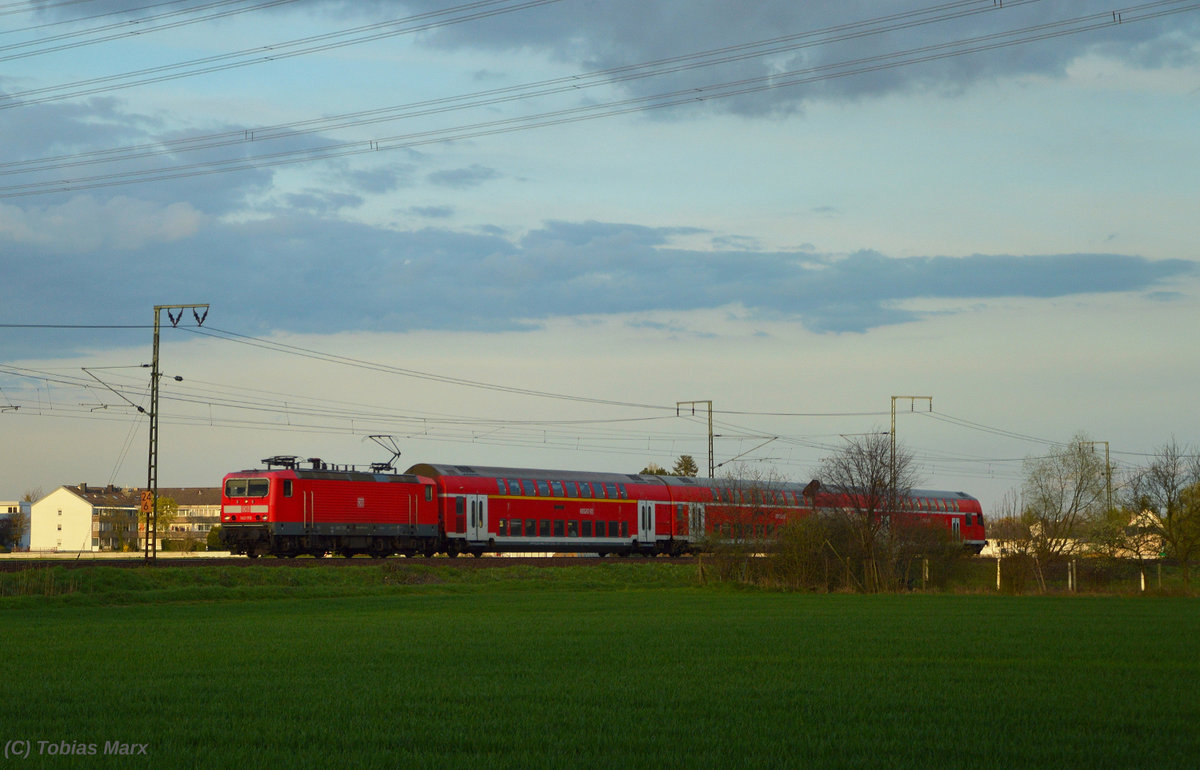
283;190;364;213
393;0;1200;116
3;216;1194;359
409;205;455;219
425;164;502;188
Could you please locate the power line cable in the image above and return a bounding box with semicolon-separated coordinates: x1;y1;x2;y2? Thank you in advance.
0;0;566;102
0;0;1001;172
2;0;1195;197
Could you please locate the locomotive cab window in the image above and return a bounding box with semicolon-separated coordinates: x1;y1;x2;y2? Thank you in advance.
225;478;269;498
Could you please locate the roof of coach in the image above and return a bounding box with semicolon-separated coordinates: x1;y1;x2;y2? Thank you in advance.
405;463;669;486
403;464;975;500
225;466;424;484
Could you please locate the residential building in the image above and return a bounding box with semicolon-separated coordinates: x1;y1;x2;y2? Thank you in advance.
1;499;32;550
29;484;220;552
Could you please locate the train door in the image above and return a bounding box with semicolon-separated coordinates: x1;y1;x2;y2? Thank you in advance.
467;494;488;543
638;500;655;547
303;489;315;529
689;503;706;542
952;516;961;540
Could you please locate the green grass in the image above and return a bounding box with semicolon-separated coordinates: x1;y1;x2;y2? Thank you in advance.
0;565;1197;768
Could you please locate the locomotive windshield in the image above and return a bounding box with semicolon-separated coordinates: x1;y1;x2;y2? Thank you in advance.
225;478;269;498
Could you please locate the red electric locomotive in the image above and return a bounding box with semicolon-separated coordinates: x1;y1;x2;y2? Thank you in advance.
220;456;987;557
220;456;438;558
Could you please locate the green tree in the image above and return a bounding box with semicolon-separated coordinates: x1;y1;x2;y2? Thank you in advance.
139;495;179;549
672;455;699;477
1171;483;1200;585
639;455;699;477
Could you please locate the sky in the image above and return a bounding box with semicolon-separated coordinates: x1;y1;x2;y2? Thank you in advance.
2;0;1199;514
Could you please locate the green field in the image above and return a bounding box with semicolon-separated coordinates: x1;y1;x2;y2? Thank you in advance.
1;564;1197;768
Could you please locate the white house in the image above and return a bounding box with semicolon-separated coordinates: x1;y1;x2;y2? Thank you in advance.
31;484;139;552
30;484;221;552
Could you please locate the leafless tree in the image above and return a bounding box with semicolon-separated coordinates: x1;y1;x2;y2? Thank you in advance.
1020;433;1108;568
1126;439;1200;585
814;431;920;592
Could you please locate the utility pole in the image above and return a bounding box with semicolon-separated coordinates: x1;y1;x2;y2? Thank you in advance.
890;396;931;497
1079;440;1112;512
145;304;209;561
676;400;714;478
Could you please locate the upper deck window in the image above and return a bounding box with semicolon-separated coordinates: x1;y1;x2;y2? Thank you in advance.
225;478;268;498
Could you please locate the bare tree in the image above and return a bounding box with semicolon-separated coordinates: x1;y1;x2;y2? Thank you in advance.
1127;439;1200;585
815;432;920;592
1021;433;1108;570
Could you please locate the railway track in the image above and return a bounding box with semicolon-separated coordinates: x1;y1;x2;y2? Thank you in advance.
0;554;694;571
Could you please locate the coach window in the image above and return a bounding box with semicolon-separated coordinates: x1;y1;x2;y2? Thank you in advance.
522;480;536;496
550;481;565;497
581;521;592;537
537;481;551;496
620;522;629;538
539;520;551;537
283;480;293;497
553;520;564;537
498;519;508;537
525;519;535;536
509;519;522;537
496;479;507;495
604;483;618;499
567;521;578;537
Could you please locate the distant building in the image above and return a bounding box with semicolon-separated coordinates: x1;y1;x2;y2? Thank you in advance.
152;486;222;550
29;484;220;552
1;500;32;550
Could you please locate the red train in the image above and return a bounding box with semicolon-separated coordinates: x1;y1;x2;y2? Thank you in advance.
219;456;987;557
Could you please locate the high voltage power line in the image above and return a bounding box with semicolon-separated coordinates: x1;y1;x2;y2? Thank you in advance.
0;320;1131;479
0;0;566;99
2;0;1197;197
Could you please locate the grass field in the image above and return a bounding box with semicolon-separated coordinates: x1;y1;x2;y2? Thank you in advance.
1;563;1197;768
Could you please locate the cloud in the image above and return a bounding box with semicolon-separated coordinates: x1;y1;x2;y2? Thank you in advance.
408;205;455;219
425;164;502;189
4;215;1194;360
0;196;205;253
395;0;1200;116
